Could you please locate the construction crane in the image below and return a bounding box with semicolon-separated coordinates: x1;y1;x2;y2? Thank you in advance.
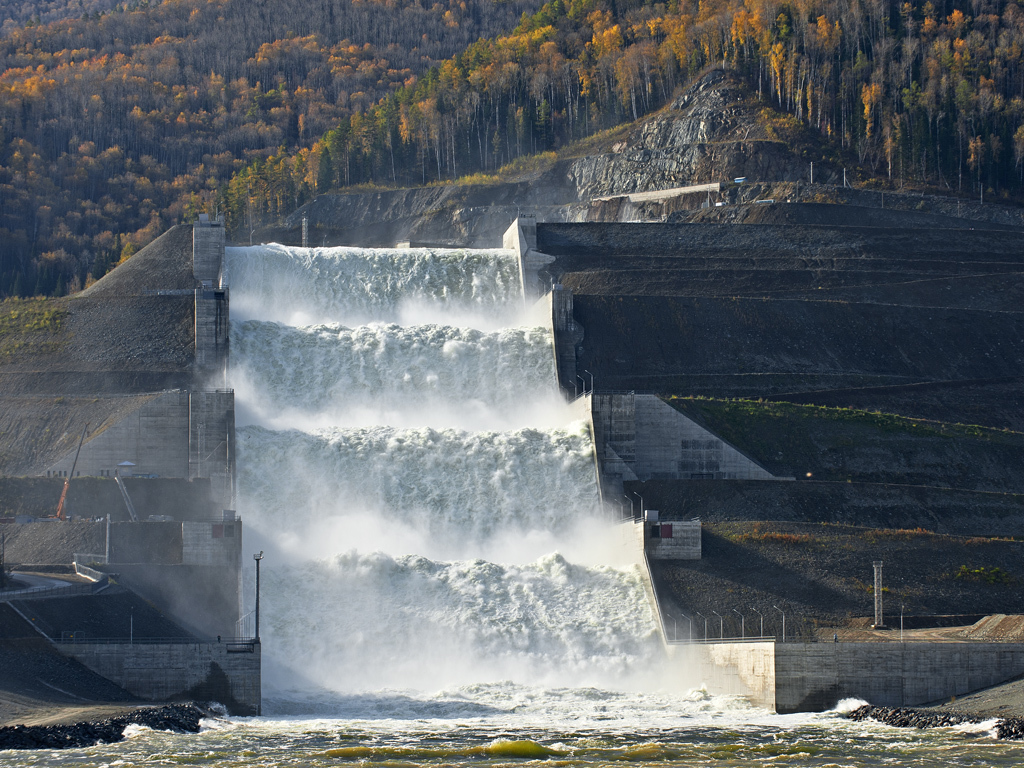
55;425;88;521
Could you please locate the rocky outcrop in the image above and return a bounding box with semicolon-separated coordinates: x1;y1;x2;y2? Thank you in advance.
0;704;207;750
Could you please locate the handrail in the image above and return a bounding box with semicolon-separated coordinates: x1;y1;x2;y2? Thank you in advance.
53;635;255;645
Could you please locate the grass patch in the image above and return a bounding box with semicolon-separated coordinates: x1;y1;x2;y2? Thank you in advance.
0;297;68;357
953;565;1015;585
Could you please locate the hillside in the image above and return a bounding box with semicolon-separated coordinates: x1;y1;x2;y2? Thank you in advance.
6;0;1024;298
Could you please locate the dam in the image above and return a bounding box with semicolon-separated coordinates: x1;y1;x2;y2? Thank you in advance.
224;242;662;701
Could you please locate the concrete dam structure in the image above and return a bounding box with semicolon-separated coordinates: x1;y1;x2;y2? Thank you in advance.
505;213;1024;713
0;214;258;715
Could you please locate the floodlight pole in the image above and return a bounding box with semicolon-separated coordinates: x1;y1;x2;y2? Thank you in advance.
773;605;785;643
733;608;744;639
254;551;264;643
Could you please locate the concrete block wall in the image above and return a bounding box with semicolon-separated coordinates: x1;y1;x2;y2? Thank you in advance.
642;519;701;559
690;640;1024;713
774;642;1024;713
551;286;582;393
591;393;776;496
682;641;776;710
188;390;235;510
195;288;229;385
60;641;260;715
182;520;241;567
46;392;190;480
193;214;225;287
45;390;235;512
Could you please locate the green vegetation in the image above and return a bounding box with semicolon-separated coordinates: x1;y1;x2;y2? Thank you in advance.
954;565;1016;585
0;297;67;357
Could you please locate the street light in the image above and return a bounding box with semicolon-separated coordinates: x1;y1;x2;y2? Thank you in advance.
679;613;692;642
712;610;723;639
752;608;764;638
632;491;644;518
733;608;745;639
696;611;707;641
584;369;594;393
254;551;264;643
773;605;785;643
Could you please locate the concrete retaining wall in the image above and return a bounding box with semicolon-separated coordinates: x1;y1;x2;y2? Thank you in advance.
686;639;1024;713
642;518;701;559
60;641;260;715
775;642;1024;713
591;393;776;497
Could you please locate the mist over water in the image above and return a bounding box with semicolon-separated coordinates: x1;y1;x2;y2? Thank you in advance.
227;243;659;708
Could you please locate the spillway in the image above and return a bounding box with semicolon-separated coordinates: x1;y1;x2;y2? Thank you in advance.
226;244;657;708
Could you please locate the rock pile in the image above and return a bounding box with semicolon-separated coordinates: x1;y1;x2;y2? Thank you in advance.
0;703;206;750
846;704;1024;740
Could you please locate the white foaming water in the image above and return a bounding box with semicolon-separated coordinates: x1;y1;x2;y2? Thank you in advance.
231;320;564;431
236;422;602;561
262;552;659;694
229;243;659;705
225;244;523;328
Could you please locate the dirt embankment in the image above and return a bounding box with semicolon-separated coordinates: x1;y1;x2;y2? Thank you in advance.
650;521;1024;640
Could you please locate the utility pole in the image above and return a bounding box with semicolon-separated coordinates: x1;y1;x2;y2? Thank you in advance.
810;161;814;184
254;551;264;643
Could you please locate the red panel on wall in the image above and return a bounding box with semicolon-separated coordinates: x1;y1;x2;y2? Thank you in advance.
661;524;673;538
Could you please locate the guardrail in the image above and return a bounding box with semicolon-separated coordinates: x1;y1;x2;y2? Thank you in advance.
53;635;256;646
0;578;109;603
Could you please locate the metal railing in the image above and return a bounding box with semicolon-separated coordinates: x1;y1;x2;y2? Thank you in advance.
0;578;108;603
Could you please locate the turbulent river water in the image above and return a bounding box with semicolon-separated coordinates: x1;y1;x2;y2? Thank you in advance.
6;243;1021;766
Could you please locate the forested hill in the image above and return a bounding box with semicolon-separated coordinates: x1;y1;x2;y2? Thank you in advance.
0;0;545;297
3;0;1024;299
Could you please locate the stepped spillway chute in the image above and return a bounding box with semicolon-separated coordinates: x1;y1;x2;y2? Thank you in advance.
225;244;524;329
227;243;656;702
230;320;566;431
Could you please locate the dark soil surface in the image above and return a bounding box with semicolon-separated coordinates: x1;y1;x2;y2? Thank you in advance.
660;398;1024;492
625;479;1024;538
650;521;1024;640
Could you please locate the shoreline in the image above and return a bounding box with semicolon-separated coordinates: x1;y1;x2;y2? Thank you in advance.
0;703;208;750
846;704;1024;740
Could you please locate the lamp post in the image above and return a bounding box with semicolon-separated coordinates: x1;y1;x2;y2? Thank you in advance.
680;613;692;642
752;608;764;638
712;610;723;639
254;551;264;643
632;491;644;518
696;612;707;641
584;369;594;393
773;605;785;643
733;608;745;639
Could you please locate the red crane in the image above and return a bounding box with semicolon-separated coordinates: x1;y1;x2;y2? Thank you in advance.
55;425;88;521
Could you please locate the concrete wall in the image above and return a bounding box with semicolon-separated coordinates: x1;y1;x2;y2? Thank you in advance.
60;641;260;715
44;390;235;511
774;642;1024;713
684;639;1024;713
46;391;191;480
103;563;241;640
193;214;226;287
182;519;241;567
677;641;776;709
188;390;235;509
591;393;776;496
641;518;701;559
503;216;554;303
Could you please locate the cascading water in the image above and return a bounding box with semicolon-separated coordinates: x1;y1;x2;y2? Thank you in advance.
225;244;660;710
